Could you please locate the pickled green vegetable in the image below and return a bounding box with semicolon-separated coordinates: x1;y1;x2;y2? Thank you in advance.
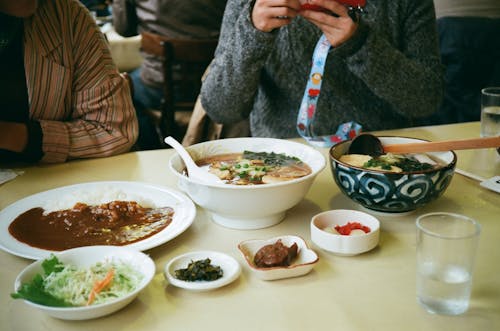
174;258;223;282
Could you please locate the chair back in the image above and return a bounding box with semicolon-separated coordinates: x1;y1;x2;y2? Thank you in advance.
160;38;218;142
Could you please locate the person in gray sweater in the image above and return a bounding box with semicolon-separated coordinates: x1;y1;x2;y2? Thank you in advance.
200;0;444;140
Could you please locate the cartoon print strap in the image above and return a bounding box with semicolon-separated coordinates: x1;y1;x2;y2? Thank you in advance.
296;34;362;148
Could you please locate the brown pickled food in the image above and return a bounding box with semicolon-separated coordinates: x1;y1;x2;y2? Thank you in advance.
254;240;298;268
8;201;174;250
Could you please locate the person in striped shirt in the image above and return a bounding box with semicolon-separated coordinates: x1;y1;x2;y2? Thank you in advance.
0;0;138;164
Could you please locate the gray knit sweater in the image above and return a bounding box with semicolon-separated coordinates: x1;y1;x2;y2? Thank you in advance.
200;0;444;139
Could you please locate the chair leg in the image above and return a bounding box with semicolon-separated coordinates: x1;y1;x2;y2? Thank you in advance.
159;102;177;143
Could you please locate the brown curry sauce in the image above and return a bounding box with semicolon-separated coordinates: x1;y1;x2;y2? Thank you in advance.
8;201;173;251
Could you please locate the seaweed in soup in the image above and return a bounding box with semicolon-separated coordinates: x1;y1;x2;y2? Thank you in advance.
242;151;302;167
363;156;434;172
196;151;311;185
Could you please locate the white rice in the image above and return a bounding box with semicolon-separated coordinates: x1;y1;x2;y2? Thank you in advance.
42;186;156;214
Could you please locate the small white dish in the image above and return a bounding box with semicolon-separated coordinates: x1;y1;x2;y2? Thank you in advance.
164;251;241;291
13;246;155;320
311;209;380;256
238;235;319;281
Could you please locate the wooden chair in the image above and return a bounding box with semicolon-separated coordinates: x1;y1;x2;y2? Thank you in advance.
158;39;218;143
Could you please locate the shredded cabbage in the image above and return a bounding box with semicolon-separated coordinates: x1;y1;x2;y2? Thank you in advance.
39;257;143;306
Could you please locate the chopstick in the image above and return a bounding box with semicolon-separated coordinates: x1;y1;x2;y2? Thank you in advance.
383;136;500;153
454;168;486;182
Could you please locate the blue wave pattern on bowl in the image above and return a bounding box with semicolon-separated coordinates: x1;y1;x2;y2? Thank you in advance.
332;163;455;212
329;136;457;213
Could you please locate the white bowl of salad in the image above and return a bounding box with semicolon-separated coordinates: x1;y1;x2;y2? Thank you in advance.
11;245;155;320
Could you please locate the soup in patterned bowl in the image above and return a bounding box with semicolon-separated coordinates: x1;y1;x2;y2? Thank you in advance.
329;136;457;213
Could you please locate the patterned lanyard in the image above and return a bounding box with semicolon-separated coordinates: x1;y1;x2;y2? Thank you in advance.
296;34;362;148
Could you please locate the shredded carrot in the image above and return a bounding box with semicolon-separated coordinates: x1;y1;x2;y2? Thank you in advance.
86;268;115;305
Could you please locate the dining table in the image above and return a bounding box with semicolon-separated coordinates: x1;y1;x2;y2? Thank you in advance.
1;121;499;331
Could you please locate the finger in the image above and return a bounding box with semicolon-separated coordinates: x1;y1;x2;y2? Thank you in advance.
269;0;302;11
308;0;349;17
282;0;302;11
262;7;299;22
254;1;301;19
300;10;348;28
253;11;296;32
257;0;302;12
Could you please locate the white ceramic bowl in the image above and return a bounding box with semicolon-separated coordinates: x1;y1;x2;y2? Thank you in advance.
311;210;380;256
168;138;326;230
238;235;319;281
13;246;155;320
164;250;241;291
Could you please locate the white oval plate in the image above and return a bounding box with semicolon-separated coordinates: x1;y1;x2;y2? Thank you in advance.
0;181;196;260
164;251;241;291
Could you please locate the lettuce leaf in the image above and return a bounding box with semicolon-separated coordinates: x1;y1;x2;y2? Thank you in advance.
10;255;72;307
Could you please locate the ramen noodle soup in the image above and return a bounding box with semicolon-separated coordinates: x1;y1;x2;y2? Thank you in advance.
194;151;312;185
339;153;445;173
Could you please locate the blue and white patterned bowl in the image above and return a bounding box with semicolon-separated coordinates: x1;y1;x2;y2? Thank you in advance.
329;136;457;213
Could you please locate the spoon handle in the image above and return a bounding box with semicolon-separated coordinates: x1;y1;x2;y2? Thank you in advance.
164;136;222;183
164;136;199;170
383;136;500;153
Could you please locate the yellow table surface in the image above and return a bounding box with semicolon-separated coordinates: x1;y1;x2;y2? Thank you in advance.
1;122;499;331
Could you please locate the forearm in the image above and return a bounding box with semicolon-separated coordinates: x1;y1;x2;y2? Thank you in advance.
38;73;137;163
0;121;28;153
0;120;44;162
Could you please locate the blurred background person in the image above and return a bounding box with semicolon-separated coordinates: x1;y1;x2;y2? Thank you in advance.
420;0;500;125
80;0;111;17
200;0;444;143
0;0;138;164
112;0;227;150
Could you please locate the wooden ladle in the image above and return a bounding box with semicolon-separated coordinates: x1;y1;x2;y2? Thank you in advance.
348;134;500;157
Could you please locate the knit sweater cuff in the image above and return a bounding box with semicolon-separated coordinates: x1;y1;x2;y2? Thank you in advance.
240;0;277;54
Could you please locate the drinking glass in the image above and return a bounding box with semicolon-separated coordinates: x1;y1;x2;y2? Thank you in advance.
416;212;481;315
480;87;500;138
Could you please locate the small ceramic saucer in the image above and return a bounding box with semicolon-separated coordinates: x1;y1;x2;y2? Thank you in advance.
164;250;240;291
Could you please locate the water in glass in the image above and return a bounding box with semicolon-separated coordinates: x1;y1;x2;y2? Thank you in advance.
417;262;472;315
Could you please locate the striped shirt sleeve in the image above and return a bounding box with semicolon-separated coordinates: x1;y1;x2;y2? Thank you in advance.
24;0;138;163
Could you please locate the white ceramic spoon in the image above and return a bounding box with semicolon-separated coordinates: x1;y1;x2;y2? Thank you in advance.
164;136;223;184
